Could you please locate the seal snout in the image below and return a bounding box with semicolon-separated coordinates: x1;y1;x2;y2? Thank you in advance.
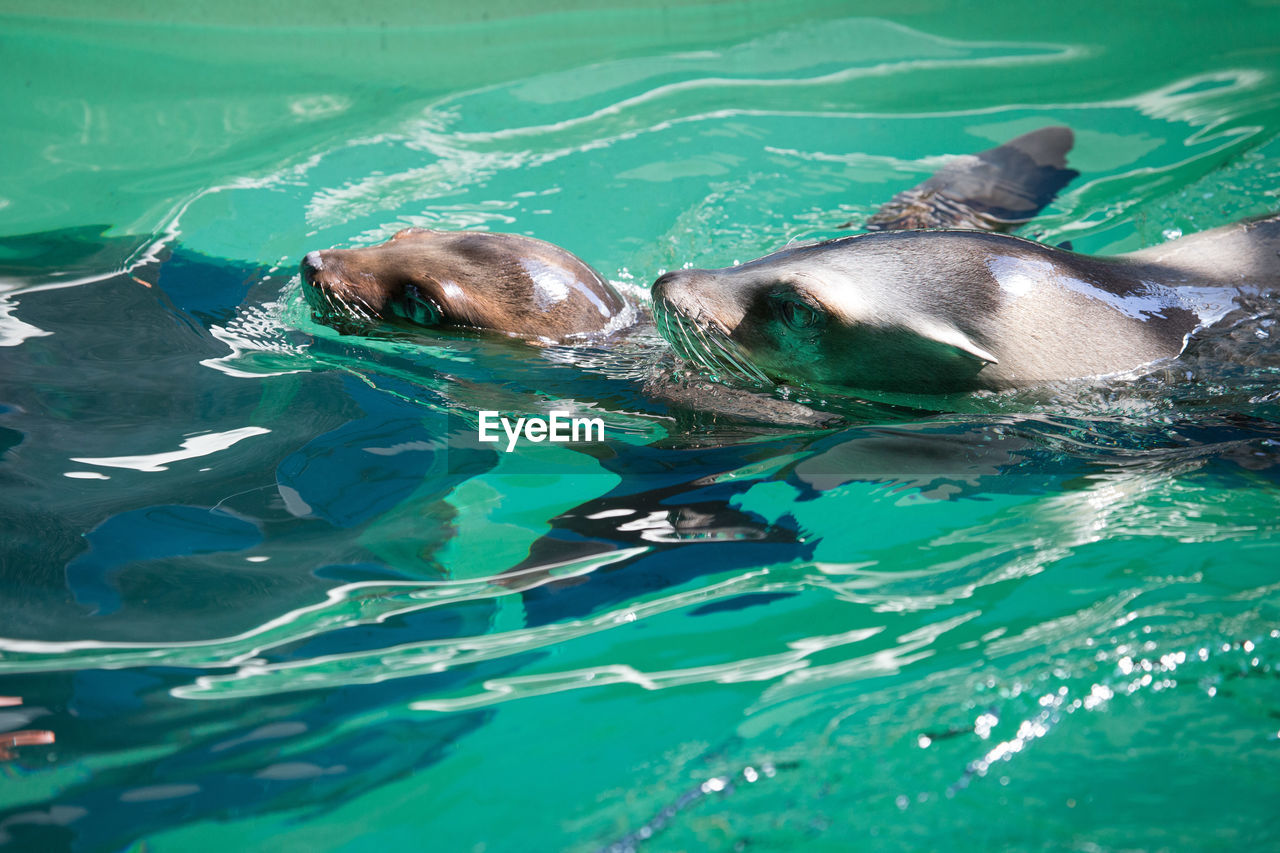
650;270;685;303
299;249;357;304
299;252;327;296
651;270;697;325
651;268;746;337
299;251;326;287
298;249;371;318
651;270;702;321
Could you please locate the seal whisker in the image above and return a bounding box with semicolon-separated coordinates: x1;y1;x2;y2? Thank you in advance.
331;288;377;323
706;327;769;384
693;320;739;378
680;315;719;375
664;301;724;376
655;296;770;387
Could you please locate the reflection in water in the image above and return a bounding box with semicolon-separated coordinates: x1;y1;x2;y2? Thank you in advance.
3;213;1280;849
2;8;1280;850
0;696;55;763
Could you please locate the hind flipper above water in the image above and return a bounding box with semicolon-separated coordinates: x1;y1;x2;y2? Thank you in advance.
865;126;1079;232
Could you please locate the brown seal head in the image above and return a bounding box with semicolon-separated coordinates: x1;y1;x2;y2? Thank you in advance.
300;228;629;342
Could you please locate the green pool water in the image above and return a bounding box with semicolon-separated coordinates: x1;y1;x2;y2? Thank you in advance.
2;2;1280;850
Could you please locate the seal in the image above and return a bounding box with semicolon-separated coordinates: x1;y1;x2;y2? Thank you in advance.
650;215;1280;394
300;129;1074;348
300;228;629;342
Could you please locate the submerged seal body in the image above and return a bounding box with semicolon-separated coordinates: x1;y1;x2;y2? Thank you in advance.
300;228;629;342
651;215;1280;394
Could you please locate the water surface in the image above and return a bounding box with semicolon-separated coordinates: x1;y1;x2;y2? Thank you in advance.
2;2;1279;850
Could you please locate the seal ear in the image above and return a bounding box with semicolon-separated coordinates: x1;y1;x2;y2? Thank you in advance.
910;319;999;366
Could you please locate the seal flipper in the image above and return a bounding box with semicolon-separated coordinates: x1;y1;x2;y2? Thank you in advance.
846;319;999;394
907;318;999;366
864;126;1078;232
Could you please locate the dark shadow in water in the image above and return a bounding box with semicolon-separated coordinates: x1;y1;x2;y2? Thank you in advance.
0;233;472;642
511;438;817;626
66;504;264;615
508;408;1280;628
0;636;526;852
6;228;1280;851
0;230;516;850
783;411;1280;499
0;225;151;283
689;591;798;615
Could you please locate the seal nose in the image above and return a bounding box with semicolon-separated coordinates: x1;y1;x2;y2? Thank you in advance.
651;270;684;303
300;251;325;284
652;270;706;314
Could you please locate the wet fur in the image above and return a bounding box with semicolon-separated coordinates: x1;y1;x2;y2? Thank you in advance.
652;215;1280;393
301;228;626;342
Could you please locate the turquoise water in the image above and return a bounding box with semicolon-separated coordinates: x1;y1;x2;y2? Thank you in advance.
3;2;1280;850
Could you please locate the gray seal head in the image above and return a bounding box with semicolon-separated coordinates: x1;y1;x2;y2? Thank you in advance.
300;228;629;342
651;216;1280;394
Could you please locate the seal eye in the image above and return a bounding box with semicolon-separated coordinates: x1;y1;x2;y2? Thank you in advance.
774;296;824;332
395;285;441;327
